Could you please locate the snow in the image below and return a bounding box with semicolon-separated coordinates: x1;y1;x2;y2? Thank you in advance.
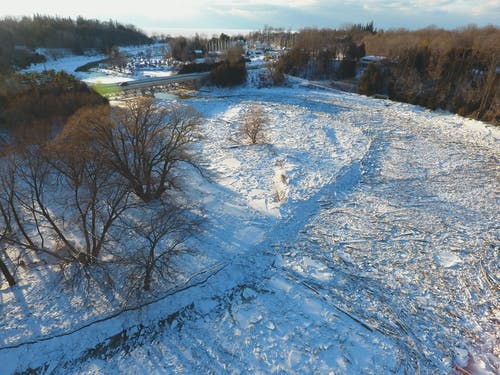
24;44;173;85
140;70;174;78
82;74;134;85
1;66;499;374
28;49;107;76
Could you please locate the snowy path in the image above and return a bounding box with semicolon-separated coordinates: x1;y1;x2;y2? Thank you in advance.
1;84;498;374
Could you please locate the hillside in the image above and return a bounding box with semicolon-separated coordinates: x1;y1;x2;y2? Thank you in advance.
0;15;151;72
0;71;498;374
271;25;500;126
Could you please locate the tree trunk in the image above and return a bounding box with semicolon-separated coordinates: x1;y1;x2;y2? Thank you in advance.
143;269;151;291
144;260;154;291
477;60;498;120
0;258;16;287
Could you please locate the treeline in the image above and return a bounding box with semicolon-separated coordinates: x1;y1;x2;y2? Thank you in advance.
272;23;374;81
0;70;107;140
0;15;151;72
177;46;247;87
360;25;499;124
165;27;294;62
166;33;246;61
272;24;499;125
247;26;297;49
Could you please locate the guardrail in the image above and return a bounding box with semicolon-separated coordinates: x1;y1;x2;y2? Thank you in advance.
116;72;210;90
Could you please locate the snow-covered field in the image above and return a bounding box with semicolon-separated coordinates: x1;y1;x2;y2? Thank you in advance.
1;66;499;374
25;45;173;85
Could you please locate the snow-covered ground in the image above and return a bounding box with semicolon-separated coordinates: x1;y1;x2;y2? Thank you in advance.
1;66;498;374
24;45;173;85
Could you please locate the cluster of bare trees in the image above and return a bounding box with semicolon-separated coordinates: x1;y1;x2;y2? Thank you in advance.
210;46;247;87
273;25;371;81
363;25;500;59
0;97;201;294
360;25;499;124
247;26;297;49
0;70;108;131
268;23;498;124
167;33;246;62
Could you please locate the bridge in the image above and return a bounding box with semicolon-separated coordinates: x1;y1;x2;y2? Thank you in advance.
93;72;211;97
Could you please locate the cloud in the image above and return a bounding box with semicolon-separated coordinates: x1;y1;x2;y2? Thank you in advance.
469;0;500;16
357;0;499;16
133;0;500;30
1;0;498;31
209;0;318;8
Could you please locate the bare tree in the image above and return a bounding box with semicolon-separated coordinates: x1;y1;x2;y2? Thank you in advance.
0;124;133;270
91;97;201;202
0;148;62;260
239;106;269;144
268;61;285;85
46;135;133;265
0;198;16;287
477;55;499;120
224;45;245;64
108;45;128;72
119;200;193;292
0;97;201;294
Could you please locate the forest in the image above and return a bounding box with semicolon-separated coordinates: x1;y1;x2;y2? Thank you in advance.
0;15;151;72
0;70;107;133
359;26;499;124
270;24;499;125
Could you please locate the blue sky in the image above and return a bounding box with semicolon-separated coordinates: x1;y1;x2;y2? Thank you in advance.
3;0;499;34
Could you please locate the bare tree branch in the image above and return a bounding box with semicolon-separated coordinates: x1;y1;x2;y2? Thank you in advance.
239;106;268;145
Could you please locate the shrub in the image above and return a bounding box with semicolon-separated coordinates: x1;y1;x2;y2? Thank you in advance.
268;61;285;85
0;70;107;132
359;63;386;96
179;61;219;74
210;59;247;87
337;59;357;79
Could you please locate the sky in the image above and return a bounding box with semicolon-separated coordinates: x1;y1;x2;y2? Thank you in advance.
2;0;499;35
